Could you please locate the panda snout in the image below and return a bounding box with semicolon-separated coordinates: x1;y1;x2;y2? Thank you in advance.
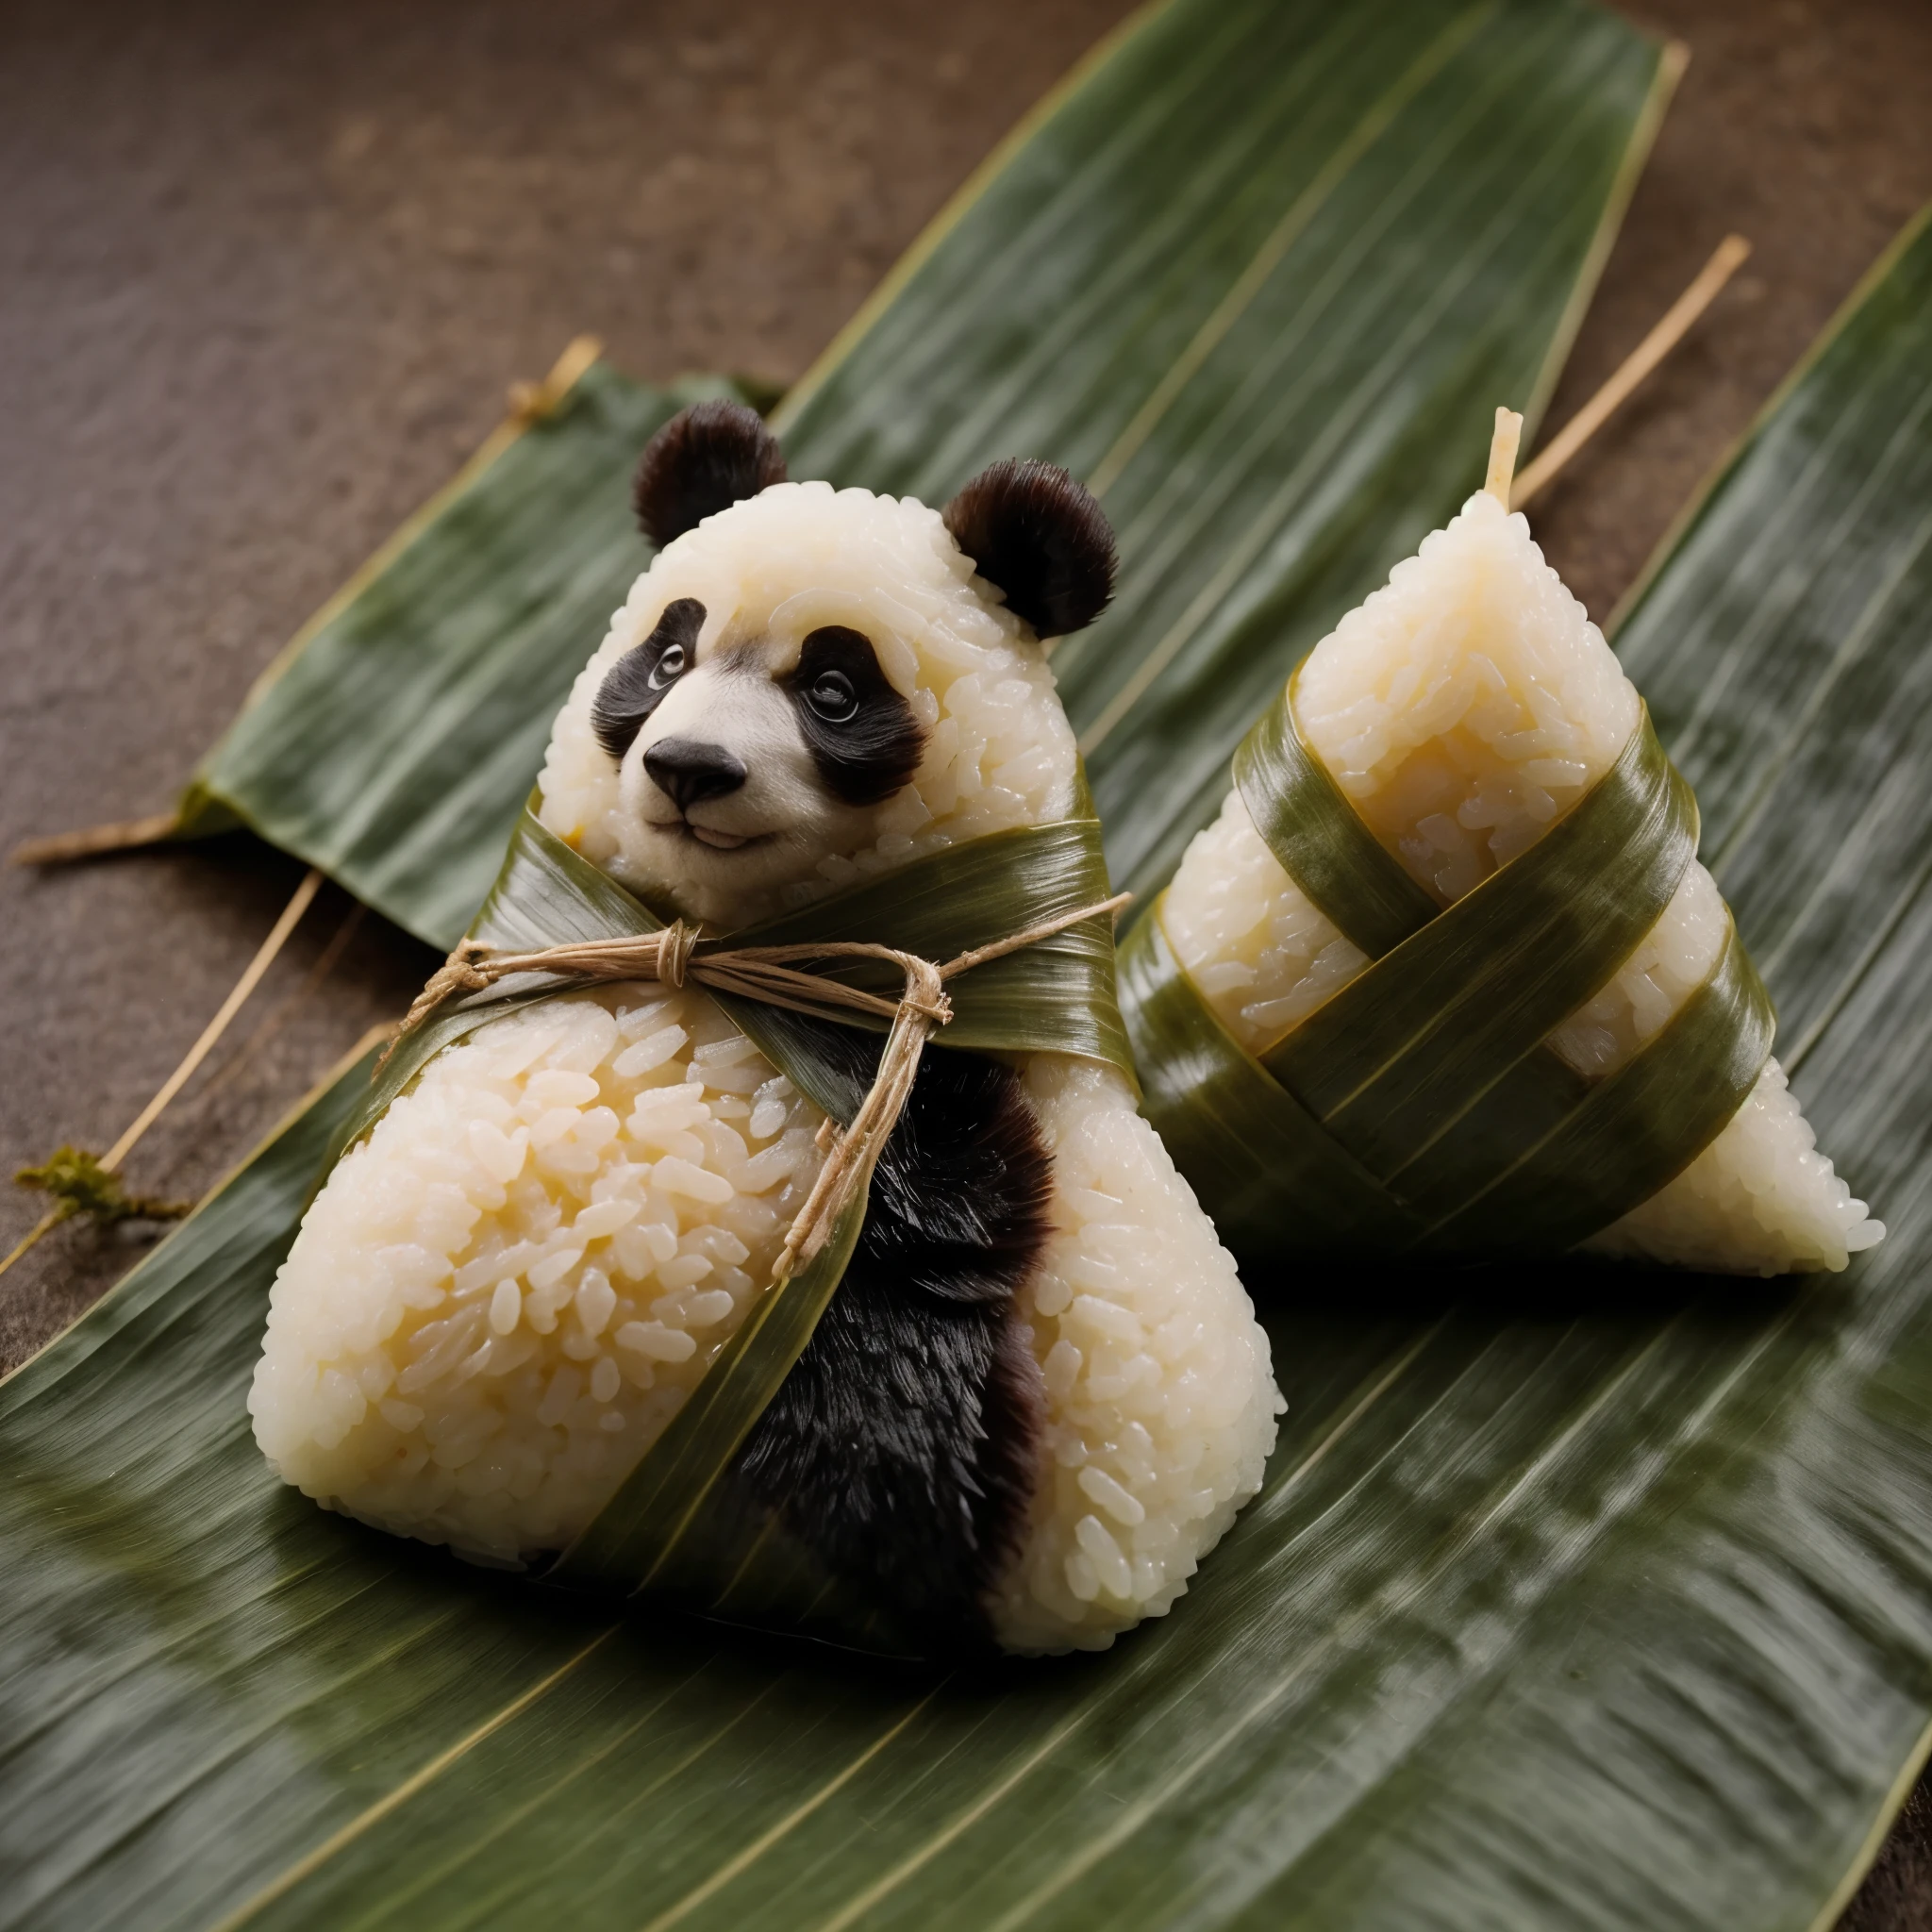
642;737;748;812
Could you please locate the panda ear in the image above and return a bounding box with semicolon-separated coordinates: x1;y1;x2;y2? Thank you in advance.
941;458;1116;639
633;399;787;548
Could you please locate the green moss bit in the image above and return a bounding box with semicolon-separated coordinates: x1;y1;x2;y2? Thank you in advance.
15;1147;191;1226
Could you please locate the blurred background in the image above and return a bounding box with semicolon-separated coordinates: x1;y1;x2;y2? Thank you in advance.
1;0;1929;1913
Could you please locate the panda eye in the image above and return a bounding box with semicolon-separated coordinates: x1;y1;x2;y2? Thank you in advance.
648;643;686;690
806;670;858;722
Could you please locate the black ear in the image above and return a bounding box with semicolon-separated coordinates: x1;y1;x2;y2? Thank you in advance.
941;458;1115;639
633;399;787;548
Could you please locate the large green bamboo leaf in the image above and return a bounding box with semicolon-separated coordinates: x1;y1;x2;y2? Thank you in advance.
146;0;1670;949
776;0;1673;902
9;204;1932;1929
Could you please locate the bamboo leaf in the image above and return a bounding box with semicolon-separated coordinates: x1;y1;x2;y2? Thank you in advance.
778;0;1674;904
9;201;1932;1930
161;0;1669;950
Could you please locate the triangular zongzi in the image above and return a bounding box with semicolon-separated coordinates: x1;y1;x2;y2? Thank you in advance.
1138;437;1880;1275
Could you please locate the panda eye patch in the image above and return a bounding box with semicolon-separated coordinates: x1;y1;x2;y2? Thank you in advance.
784;626;926;808
591;597;705;764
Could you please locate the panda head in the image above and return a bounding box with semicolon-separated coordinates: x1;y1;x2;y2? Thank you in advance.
536;400;1116;931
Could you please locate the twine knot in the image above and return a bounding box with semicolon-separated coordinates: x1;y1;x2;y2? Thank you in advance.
443;938;495;992
657;919;697;991
378;888;1130;1291
392;939;495;1045
899;956;952;1029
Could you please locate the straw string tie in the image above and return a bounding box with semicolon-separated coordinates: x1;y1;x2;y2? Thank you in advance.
381;892;1129;1279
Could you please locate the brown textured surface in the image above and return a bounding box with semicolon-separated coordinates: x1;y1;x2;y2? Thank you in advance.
2;0;1930;1918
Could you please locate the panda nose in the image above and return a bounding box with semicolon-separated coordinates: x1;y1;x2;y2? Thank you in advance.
643;737;747;811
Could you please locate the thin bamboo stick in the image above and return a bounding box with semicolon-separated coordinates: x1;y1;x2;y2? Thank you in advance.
1513;234;1752;508
103;869;324;1168
10;811;180;867
175;904;366;1119
1486;408;1524;505
1;867;324;1284
0;1209;63;1283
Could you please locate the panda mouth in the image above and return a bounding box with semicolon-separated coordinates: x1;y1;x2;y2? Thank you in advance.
675;822;767;853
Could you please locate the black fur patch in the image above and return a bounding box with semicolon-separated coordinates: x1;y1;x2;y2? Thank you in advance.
782;625;927;808
730;1039;1054;1651
591;597;706;764
942;459;1116;639
633;400;787;549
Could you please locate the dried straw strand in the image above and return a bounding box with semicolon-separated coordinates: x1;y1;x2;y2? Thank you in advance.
1513;234;1752;508
4;868;324;1282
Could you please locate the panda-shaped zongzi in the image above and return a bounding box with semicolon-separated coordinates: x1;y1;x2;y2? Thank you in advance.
251;404;1280;1655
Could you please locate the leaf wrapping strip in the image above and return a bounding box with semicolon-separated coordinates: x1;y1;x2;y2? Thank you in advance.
542;1201;901;1648
1123;701;1777;1253
331;802;1124;1641
1427;918;1775;1251
1261;708;1697;1178
1118;910;1417;1254
1233;670;1440;957
353;802;1126;1142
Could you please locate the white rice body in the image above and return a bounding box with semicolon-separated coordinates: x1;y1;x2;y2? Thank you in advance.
1160;490;1881;1275
996;1057;1279;1654
252;480;1281;1652
249;987;822;1562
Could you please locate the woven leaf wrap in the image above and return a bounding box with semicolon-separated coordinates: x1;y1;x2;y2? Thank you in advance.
1121;683;1775;1259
